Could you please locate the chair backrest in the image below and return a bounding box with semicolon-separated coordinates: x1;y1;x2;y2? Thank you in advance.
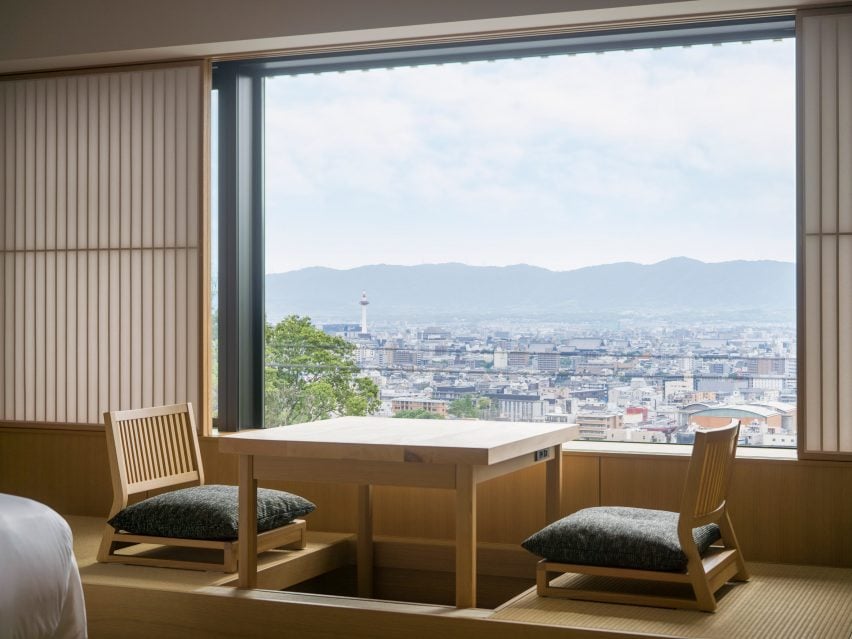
103;403;204;516
679;419;740;528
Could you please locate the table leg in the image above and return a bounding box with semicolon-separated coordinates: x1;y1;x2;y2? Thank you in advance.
357;484;373;597
238;454;257;589
545;443;563;524
455;464;476;608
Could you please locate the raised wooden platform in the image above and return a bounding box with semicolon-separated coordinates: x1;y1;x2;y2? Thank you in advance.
68;517;852;639
68;515;353;591
67;516;643;639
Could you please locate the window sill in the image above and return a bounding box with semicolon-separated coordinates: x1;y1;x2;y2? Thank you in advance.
0;421;104;433
205;428;798;461
562;440;798;461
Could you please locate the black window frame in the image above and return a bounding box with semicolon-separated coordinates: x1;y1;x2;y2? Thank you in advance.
212;16;795;431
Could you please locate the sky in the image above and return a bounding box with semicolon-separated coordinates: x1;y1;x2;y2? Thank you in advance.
262;38;796;274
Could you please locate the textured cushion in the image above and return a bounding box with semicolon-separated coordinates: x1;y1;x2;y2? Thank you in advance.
521;506;721;572
108;484;316;541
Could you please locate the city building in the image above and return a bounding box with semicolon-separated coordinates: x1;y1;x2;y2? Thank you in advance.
322;323;362;337
536;352;561;372
690;405;784;432
432;385;477;401
544;411;574;424
507;351;530;369
485;393;548;422
492;347;508;370
576;411;624;441
606;427;667;443
664;378;693;400
391;398;449;416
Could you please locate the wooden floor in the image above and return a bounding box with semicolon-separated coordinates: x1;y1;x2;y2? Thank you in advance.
492;563;852;639
68;517;852;639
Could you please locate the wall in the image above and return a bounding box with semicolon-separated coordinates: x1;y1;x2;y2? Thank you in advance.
0;64;207;427
0;0;831;74
2;428;849;569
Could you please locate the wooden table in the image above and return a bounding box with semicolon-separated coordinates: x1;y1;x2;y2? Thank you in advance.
219;416;577;608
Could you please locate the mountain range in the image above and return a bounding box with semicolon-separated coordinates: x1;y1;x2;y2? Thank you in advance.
264;258;795;323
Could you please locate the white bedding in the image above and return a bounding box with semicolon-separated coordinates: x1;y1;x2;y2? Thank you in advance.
0;493;87;639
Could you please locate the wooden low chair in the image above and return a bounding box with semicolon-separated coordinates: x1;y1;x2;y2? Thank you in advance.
529;419;749;612
98;403;308;572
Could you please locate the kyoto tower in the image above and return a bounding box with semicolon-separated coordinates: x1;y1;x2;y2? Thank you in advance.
360;291;369;334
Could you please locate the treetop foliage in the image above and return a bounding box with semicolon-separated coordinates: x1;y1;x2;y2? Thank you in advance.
265;315;380;426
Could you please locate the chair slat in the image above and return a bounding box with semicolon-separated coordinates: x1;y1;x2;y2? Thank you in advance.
123;419;141;484
153;415;167;477
162;413;176;476
694;435;732;518
133;418;147;482
175;412;188;473
177;411;194;473
105;404;202;497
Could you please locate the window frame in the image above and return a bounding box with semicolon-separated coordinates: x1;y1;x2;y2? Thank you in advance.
212;16;796;432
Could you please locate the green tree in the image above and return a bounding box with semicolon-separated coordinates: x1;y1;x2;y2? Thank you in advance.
264;315;380;426
393;409;445;419
449;396;478;418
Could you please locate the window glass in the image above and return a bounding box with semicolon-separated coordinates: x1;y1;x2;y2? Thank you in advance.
210;88;219;421
256;38;796;446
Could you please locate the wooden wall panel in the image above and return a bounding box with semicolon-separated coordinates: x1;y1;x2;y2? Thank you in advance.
600;456;688;511
4;434;852;569
0;428;111;515
562;453;600;515
728;459;852;566
0;64;204;426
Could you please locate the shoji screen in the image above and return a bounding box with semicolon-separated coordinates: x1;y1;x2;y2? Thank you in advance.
0;63;204;427
800;10;852;459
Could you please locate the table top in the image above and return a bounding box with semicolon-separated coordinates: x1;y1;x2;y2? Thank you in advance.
219;416;578;466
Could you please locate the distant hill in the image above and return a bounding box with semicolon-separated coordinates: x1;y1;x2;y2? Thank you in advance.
264;258;795;323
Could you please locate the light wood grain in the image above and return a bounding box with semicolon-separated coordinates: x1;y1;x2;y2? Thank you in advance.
357;484;373;597
221;417;576;466
545;444;563;523
223;417;574;607
238;453;257;586
536;421;748;612
455;464;476;608
3;428;851;572
474;445;556;485
252;455;457;489
83;582;638;639
100;403;306;574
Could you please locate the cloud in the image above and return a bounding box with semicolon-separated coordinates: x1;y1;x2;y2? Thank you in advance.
262;39;795;272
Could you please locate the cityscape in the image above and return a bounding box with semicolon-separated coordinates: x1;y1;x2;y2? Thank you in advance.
312;289;797;449
257;39;796;449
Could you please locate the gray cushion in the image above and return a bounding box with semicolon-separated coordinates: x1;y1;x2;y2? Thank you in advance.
108;484;316;541
521;506;721;572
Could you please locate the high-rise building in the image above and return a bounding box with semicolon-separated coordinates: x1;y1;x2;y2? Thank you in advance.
493;347;508;370
360;291;369;334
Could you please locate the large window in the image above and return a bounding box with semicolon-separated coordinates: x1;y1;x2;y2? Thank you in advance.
213;18;797;447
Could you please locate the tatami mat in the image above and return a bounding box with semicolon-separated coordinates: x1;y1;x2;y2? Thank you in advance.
491;562;852;639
